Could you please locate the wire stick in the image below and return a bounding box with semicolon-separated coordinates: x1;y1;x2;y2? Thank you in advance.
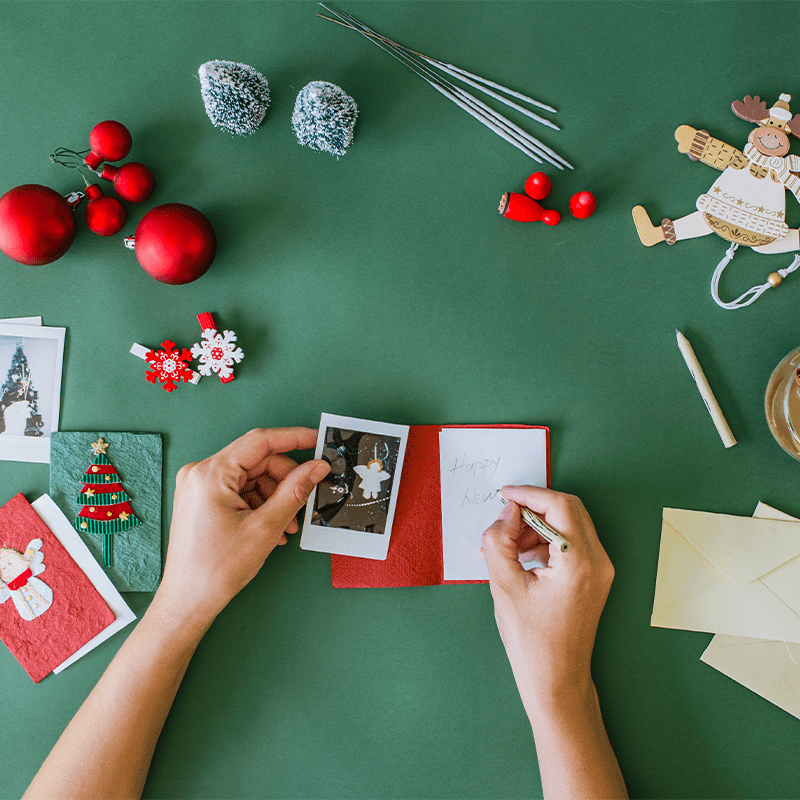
338;16;552;165
421;58;557;114
339;10;570;169
418;58;559;131
318;13;558;129
320;5;571;168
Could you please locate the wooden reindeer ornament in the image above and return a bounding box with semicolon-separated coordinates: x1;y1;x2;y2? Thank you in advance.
632;93;800;308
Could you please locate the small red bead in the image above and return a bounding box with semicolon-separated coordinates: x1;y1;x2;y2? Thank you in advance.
524;172;551;201
569;191;597;219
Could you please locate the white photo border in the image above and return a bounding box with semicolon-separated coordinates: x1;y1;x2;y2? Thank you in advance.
0;322;66;463
300;413;409;561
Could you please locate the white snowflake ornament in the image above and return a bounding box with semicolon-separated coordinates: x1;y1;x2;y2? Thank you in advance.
191;313;243;383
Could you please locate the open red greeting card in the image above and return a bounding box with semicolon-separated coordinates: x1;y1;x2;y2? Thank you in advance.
0;493;115;682
331;424;550;588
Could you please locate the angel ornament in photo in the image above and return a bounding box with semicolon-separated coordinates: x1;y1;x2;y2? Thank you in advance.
353;446;392;500
633;93;800;309
0;539;52;620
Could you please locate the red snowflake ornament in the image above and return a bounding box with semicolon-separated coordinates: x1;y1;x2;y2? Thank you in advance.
144;340;195;392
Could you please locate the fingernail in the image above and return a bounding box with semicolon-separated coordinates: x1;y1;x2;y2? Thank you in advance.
311;460;331;481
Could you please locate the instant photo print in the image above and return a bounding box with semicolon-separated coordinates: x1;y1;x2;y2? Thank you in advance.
300;414;409;560
0;321;66;463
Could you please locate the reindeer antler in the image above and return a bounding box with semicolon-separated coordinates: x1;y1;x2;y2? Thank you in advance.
732;95;769;123
787;113;800;139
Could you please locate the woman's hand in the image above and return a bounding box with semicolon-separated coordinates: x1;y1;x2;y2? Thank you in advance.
481;485;615;713
156;427;330;627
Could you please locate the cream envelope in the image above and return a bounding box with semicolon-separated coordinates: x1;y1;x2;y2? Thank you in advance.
651;507;800;643
699;503;800;719
701;635;800;719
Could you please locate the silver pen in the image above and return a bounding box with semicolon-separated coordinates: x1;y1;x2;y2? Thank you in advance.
500;496;570;553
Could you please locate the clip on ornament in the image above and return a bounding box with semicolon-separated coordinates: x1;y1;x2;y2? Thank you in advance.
632;93;800;309
191;313;244;384
130;341;201;393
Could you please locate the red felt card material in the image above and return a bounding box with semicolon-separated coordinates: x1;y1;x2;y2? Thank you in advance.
0;493;115;682
331;424;550;588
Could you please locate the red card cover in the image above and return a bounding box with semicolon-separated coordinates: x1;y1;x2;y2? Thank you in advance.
331;424;550;588
0;493;115;682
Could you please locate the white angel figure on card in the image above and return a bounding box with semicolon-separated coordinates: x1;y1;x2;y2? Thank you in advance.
353;459;391;500
0;539;52;620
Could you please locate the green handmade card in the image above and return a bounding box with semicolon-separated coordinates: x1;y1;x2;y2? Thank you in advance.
49;432;162;592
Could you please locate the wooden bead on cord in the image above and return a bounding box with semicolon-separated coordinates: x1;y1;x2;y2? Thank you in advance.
768;272;783;287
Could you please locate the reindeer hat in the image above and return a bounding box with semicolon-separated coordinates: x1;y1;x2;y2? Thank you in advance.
732;94;800;136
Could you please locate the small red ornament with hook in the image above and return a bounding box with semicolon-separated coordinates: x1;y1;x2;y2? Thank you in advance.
99;162;155;203
83;121;132;169
84;184;126;236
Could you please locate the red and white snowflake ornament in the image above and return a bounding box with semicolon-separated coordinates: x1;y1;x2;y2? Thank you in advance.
191;312;243;384
130;341;200;392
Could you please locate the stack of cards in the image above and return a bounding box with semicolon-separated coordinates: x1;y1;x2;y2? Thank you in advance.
0;493;134;682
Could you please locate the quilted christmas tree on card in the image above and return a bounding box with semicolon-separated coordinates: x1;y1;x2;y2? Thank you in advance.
50;432;162;592
73;438;140;568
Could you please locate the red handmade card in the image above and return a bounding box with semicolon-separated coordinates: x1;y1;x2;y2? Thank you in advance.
0;493;115;682
331;424;550;588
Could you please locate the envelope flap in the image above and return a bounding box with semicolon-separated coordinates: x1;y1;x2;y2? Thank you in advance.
785;642;800;664
663;508;800;586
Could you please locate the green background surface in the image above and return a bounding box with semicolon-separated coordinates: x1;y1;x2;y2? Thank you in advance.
2;1;800;798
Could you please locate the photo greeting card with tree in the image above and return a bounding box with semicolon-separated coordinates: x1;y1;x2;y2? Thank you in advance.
0;321;65;463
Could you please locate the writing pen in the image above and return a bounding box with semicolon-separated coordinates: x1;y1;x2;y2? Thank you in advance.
500;496;570;553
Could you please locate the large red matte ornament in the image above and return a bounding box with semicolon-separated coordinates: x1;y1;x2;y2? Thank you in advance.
0;184;78;265
84;184;126;236
99;162;155;203
124;203;216;284
84;121;132;169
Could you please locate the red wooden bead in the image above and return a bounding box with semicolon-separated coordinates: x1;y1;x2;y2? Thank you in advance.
569;191;596;219
499;192;544;222
524;172;551;201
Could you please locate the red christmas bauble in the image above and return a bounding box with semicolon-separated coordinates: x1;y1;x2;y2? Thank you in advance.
84;185;126;236
85;121;132;169
101;162;155;203
127;203;216;284
0;184;76;265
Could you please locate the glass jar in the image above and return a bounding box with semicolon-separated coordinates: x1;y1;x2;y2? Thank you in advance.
765;346;800;461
